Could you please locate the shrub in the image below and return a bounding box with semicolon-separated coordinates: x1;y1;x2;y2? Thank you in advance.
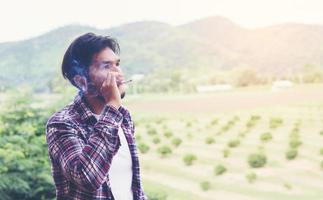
223;149;230;158
162;124;168;130
135;134;142;141
171;137;182;147
320;130;323;136
248;153;267;168
238;130;247;138
155;117;165;124
289;139;302;148
0;90;56;200
321;161;323;170
183;154;197;166
221;125;231;132
210;118;218;126
228;119;235;126
152;137;161;144
283;182;292;190
214;164;227;176
164;130;173;138
246;172;257;183
260;132;272;142
138;143;150;154
157;145;172;157
233;115;240;121
250;115;261;121
269;117;283;129
200;181;210;191
205;137;215;144
186;121;192;127
147;127;157;136
286;149;298;160
291;127;299;134
146;190;168;200
227;139;240;148
320;148;323;156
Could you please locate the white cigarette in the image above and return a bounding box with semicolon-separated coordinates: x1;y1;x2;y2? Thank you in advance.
121;79;133;84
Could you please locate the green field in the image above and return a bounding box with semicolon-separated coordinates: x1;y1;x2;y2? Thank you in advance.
2;84;323;200
123;84;323;200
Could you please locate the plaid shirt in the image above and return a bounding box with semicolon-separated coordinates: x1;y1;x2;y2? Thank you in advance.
46;92;148;200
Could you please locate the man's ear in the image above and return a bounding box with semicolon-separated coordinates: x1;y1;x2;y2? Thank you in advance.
73;75;87;91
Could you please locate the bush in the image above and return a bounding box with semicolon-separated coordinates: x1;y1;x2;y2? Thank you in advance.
157;145;172;157
291;127;299;134
136;134;142;141
233;115;240;121
269;117;283;129
289;139;302;148
164;130;173;138
200;181;210;191
250;115;261;121
246;172;257;183
321;161;323;170
0;90;56;200
210;118;218;126
152;137;161;144
186;121;192;127
227;139;240;148
286;149;298;160
221;124;231;132
320;148;323;156
146;190;168;200
214;164;227;176
238;131;247;138
171;137;182;147
248;153;267;168
223;149;230;158
138;143;150;154
260;132;272;142
183;154;197;166
147;127;158;136
205;137;215;144
283;182;292;190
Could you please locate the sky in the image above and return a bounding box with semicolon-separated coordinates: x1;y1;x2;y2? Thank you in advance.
0;0;323;42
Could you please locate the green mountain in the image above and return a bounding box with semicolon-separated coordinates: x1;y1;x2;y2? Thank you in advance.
1;16;323;91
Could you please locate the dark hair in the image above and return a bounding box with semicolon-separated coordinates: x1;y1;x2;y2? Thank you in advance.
61;32;120;87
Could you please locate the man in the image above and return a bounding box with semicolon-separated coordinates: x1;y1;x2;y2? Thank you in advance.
46;33;148;200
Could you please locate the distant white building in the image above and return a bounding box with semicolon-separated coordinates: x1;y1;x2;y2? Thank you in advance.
196;84;233;93
271;80;294;91
131;74;145;81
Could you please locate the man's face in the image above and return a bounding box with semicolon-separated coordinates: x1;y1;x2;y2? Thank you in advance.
88;47;126;100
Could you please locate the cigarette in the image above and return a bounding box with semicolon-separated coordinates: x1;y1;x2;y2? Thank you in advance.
120;79;133;84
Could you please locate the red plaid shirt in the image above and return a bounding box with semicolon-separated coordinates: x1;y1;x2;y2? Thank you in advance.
46;92;147;200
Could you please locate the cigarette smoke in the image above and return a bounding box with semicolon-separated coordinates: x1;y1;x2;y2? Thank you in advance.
71;59;100;97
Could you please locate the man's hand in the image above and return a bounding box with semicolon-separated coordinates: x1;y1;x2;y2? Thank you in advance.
99;70;122;109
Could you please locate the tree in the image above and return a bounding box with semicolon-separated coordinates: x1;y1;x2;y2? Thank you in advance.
0;89;56;200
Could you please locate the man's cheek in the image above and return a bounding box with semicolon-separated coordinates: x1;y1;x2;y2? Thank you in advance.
96;71;108;83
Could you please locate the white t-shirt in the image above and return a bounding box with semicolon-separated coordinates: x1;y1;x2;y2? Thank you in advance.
93;113;133;200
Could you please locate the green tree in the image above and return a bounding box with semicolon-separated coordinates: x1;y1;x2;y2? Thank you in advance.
0;89;55;200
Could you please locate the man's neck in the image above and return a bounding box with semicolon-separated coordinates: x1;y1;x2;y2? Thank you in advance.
84;95;106;115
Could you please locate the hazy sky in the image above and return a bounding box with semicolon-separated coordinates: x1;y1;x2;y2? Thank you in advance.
1;0;323;42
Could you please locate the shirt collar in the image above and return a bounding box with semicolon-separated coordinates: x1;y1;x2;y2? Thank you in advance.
73;91;97;124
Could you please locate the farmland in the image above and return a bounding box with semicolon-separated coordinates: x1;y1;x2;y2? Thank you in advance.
124;84;323;200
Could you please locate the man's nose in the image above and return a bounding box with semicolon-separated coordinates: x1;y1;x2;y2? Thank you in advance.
111;65;123;74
